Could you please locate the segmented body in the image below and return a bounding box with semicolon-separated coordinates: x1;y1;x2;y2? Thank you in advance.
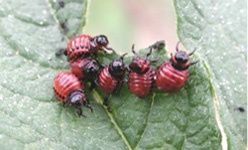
155;62;189;92
53;72;85;102
128;68;155;98
66;34;94;61
70;58;98;80
98;67;119;94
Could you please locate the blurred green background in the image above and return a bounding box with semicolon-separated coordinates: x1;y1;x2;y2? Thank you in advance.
84;0;179;53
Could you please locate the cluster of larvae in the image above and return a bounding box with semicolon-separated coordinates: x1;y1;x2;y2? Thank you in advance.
53;34;197;116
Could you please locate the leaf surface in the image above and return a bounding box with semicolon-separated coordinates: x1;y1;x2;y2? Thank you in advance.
0;0;246;150
0;0;127;149
174;0;247;149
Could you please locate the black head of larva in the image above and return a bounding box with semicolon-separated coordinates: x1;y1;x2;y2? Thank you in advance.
175;51;189;64
129;44;152;74
84;60;100;80
129;58;150;74
109;53;127;79
171;41;198;70
67;90;93;116
95;35;109;47
68;91;86;108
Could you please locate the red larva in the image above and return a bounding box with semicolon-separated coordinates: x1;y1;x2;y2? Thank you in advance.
99;68;118;94
155;42;198;92
128;45;156;98
156;62;189;92
65;34;114;62
128;69;155;98
98;54;127;106
70;57;100;82
53;72;92;116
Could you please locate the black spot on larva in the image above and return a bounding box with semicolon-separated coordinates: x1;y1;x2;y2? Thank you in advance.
58;0;65;8
237;107;245;113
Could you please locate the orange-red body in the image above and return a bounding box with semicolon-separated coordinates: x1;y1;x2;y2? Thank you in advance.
128;68;155;98
156;62;189;92
70;57;99;81
155;41;197;93
98;67;119;94
53;72;85;102
66;35;93;61
66;34;112;62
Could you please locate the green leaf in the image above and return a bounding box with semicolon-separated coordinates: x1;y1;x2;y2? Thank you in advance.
174;0;247;149
0;0;245;150
0;0;128;149
49;0;88;38
105;50;223;149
